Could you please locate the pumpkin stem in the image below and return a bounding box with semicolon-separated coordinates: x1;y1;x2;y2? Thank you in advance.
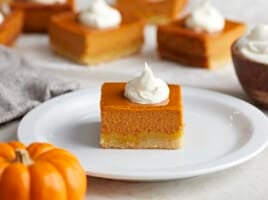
14;149;34;166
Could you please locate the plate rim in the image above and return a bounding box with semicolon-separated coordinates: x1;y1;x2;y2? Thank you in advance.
17;86;268;181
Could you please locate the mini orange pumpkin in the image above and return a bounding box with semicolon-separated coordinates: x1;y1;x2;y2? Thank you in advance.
0;141;87;200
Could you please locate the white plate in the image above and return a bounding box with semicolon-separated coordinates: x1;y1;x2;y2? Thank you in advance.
18;87;268;181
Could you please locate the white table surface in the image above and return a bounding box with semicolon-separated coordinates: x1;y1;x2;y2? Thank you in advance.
1;0;268;199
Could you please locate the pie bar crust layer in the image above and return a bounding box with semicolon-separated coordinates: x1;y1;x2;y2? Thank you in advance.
157;17;246;68
49;12;144;65
100;83;184;149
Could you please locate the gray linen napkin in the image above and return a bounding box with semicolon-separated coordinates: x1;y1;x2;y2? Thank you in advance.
0;46;80;124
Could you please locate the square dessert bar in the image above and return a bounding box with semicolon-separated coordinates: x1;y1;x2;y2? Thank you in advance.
11;0;74;32
49;11;144;65
157;17;246;68
100;83;184;149
0;10;23;46
116;0;188;24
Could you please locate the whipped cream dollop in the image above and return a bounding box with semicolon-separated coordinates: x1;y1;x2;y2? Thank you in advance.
1;4;10;16
0;4;10;24
0;13;4;25
124;63;170;105
238;25;268;64
185;0;225;33
31;0;66;4
0;12;5;24
79;0;122;29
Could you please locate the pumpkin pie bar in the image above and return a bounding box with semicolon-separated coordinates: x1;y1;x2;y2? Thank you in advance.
49;11;144;65
100;82;184;149
116;0;188;24
157;1;246;69
11;0;74;32
157;18;246;68
0;9;23;45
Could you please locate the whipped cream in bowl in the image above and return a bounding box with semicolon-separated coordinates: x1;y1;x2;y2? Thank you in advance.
231;25;268;108
78;0;122;29
185;0;225;33
124;63;170;105
237;25;268;64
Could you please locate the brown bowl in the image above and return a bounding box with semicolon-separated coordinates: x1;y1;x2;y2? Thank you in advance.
231;41;268;109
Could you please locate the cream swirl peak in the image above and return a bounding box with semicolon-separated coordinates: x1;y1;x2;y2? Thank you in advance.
185;0;225;33
0;3;10;25
79;0;122;29
1;4;10;16
31;0;66;4
124;63;170;104
0;13;3;25
239;25;268;64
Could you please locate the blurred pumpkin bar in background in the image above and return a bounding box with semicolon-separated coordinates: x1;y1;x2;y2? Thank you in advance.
0;2;23;45
10;0;74;32
49;0;145;65
157;1;246;69
116;0;188;24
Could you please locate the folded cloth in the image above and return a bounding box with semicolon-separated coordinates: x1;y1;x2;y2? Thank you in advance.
0;46;80;124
